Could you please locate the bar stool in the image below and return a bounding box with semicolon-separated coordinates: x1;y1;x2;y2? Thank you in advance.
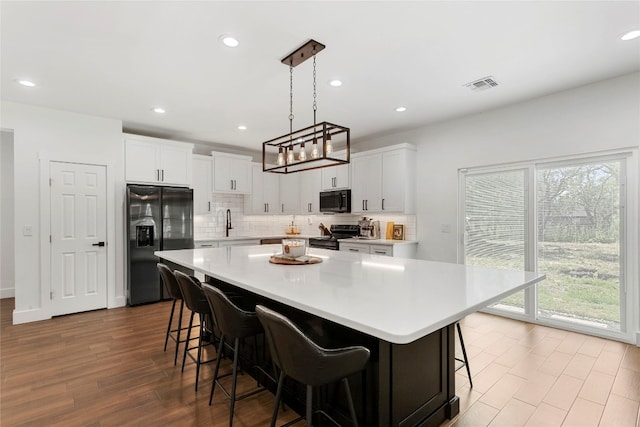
174;271;217;391
455;322;473;388
202;283;272;426
256;305;370;427
157;263;188;365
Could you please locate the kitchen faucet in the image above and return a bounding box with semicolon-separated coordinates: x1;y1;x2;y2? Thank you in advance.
225;209;232;237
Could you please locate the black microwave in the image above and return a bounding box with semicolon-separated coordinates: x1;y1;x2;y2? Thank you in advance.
319;189;351;213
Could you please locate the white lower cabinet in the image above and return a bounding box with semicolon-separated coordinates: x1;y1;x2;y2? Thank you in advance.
339;241;416;258
195;241;219;249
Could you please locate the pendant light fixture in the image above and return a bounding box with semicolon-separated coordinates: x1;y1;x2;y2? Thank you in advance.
263;39;350;174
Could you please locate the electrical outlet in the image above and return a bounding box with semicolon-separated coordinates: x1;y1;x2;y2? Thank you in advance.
23;225;33;236
440;224;451;233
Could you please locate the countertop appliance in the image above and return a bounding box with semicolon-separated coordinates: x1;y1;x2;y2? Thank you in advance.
126;184;193;305
308;224;360;250
319;189;351;213
358;217;381;239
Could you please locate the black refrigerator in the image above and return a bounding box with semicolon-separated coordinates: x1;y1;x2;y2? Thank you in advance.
126;185;194;305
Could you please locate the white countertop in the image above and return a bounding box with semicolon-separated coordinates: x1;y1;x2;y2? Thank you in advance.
195;235;417;246
338;238;418;246
156;245;544;344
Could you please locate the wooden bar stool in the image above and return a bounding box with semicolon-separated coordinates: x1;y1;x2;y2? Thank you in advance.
256;305;370;427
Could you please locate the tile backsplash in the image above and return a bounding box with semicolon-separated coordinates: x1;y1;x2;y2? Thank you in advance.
194;194;416;241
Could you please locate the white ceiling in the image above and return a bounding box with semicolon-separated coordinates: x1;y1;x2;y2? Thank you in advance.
2;1;639;152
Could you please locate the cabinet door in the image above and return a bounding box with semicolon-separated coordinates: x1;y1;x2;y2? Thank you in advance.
248;163;279;214
300;169;322;213
321;163;350;190
125;139;161;183
213;155;251;193
231;158;251;193
213;155;233;192
369;245;392;256
159;145;192;186
193;156;213;214
381;150;405;212
279;173;300;214
351;155;382;213
339;243;369;254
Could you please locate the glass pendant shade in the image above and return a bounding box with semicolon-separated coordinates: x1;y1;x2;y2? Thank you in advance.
298;142;307;161
277;147;285;166
286;145;295;164
325;133;333;155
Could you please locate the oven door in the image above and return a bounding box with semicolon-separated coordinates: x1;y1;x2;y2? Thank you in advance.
308;237;338;250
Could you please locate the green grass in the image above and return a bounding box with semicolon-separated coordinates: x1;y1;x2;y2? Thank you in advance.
467;241;620;329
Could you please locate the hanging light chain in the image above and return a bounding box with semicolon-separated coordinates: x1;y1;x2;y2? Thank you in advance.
289;62;294;136
312;46;317;126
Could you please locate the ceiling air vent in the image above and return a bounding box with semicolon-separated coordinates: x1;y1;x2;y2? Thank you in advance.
464;76;499;91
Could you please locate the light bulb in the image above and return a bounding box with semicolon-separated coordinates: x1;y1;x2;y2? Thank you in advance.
277;147;285;166
287;145;295;164
325;134;333;155
299;143;307;161
310;138;319;159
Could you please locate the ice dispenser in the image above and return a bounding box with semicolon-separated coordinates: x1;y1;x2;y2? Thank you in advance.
136;225;154;247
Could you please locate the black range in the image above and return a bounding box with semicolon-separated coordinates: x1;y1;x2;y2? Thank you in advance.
308;224;360;251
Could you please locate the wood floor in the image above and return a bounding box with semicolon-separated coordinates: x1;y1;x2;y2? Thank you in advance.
1;298;639;426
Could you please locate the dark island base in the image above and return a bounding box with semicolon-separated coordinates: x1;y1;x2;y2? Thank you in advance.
201;275;459;426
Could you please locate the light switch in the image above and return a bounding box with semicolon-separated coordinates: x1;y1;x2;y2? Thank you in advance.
23;225;33;236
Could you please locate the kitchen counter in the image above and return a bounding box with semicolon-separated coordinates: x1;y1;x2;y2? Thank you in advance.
194;234;317;243
338;237;418;245
156;245;541;344
156;245;544;426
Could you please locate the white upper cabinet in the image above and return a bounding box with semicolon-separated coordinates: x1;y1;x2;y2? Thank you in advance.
211;151;251;194
246;163;280;214
351;155;382;213
192;155;213;214
350;144;416;214
124;134;193;186
299;169;322;214
279;173;300;214
321;160;350;190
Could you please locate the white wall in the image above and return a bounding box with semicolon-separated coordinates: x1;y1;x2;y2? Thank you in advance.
360;72;640;263
1;102;126;323
0;130;15;298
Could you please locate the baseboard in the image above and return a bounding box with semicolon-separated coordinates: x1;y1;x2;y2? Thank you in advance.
0;287;15;299
108;295;127;308
12;307;50;325
636;331;640;347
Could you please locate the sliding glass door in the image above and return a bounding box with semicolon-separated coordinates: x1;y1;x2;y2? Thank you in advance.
536;160;623;331
460;154;628;339
462;169;528;314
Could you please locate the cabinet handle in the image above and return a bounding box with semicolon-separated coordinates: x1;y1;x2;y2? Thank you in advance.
233;180;237;190
208;202;211;212
349;248;359;252
308;203;312;212
373;250;386;254
161;169;164;181
265;203;268;213
362;200;365;211
365;200;368;210
200;244;213;248
157;169;160;181
282;204;284;213
382;198;385;210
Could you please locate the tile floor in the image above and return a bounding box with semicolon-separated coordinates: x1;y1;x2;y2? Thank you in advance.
443;312;640;427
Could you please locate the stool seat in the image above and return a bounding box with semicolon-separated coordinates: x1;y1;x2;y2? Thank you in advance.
257;305;370;427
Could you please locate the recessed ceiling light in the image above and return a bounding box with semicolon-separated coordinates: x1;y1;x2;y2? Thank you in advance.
237;125;247;131
621;30;640;41
329;80;342;87
395;107;407;112
152;107;166;114
16;79;36;87
220;35;239;48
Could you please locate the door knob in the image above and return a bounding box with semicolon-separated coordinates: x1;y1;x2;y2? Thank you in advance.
92;242;105;247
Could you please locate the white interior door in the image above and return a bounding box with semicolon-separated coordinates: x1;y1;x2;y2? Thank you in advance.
50;161;107;316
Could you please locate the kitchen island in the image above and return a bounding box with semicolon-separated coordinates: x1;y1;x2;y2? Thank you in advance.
156;245;544;426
